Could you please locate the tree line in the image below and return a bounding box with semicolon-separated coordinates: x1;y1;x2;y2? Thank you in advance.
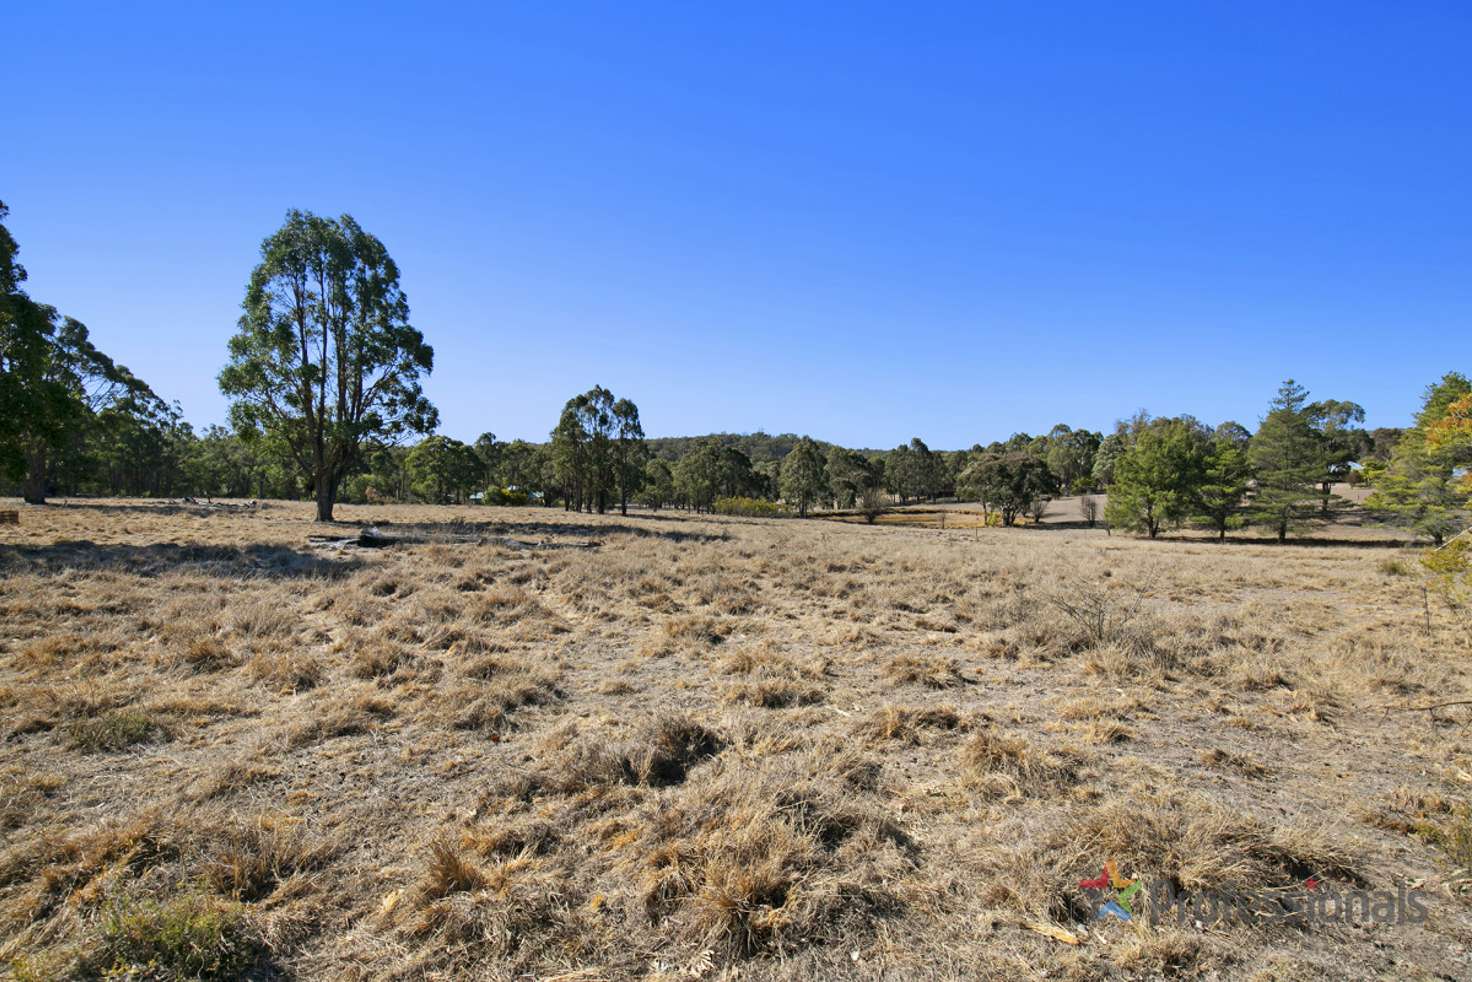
3;202;1467;540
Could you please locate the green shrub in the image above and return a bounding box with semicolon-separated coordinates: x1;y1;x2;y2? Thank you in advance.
713;496;788;517
484;486;529;506
1422;538;1470;577
1423;540;1471;633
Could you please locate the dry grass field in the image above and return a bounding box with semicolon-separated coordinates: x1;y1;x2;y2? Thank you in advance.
2;500;1471;979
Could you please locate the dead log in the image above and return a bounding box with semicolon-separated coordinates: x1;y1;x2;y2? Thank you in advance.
307;527;397;549
485;536;601;551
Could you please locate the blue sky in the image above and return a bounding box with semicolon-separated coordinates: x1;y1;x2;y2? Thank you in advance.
5;2;1470;448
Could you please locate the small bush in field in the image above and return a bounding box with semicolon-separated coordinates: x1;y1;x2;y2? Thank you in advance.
1423;540;1471;634
714;496;788;517
484;486;529;506
859;485;889;524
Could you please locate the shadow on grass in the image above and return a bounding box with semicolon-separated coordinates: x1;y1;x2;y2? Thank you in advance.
1179;534;1418;549
28;499;269;518
0;540;360;579
1024;525;1417;548
336;517;731;545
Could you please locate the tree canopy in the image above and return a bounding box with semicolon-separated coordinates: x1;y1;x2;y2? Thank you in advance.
1;202;164;503
219;210;436;521
780;437;827;517
1366;373;1471;545
406;435;482;504
958;451;1057;526
550;386;647;514
1104;417;1210;538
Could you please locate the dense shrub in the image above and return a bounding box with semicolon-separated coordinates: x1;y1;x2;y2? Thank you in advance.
713;496;788;517
482;486;530;506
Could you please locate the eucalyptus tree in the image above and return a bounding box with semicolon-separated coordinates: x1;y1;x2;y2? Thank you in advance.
406;434;482;503
219;210;436;521
674;439;723;512
550;386;646;513
1308;398;1368;514
473;431;500;489
640;458;675;510
780;437;828;516
884;437;942;503
612;397;646;515
826;445;874;508
551;396;592;511
963;451;1057;526
1045;424;1102;494
1;202;161;503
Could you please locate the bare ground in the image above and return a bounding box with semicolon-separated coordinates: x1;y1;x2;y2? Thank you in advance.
1;500;1470;980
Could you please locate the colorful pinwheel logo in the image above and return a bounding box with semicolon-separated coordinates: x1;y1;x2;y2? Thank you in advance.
1078;859;1141;921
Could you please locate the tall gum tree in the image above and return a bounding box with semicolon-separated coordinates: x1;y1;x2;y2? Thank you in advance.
1;201;160;503
219;210;436;521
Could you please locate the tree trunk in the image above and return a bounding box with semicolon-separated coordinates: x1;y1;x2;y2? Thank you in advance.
314;472;335;522
22;445;47;505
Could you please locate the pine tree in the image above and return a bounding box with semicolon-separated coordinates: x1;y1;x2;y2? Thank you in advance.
1248;380;1327;543
1193;439;1253;541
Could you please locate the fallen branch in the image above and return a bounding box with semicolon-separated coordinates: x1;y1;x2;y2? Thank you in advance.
486;536;600;551
1378;699;1472;721
1432;525;1472;551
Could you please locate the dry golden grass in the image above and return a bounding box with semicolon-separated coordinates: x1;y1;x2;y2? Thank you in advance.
0;498;1469;978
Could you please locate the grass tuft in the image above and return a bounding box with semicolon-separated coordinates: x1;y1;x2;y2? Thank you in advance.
65;710;171;753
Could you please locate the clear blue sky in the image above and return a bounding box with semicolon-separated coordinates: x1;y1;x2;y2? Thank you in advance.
5;2;1470;448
